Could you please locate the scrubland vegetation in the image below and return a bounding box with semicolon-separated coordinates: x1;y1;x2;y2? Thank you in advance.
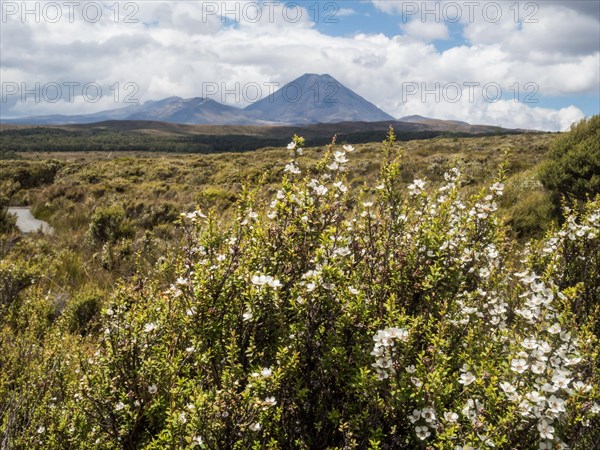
0;117;599;449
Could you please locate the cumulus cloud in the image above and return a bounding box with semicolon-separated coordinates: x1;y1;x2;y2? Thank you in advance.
0;0;597;131
402;19;449;40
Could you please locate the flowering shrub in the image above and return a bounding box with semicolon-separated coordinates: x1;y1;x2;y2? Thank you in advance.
1;129;598;449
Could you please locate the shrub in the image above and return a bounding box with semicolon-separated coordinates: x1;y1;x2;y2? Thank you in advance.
539;115;600;208
2;131;599;449
0;181;20;235
502;171;555;238
0;160;62;188
55;131;598;449
64;289;103;336
0;199;17;235
88;205;134;244
0;261;36;308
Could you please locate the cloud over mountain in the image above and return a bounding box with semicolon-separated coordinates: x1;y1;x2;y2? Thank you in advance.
1;1;597;131
2;74;397;126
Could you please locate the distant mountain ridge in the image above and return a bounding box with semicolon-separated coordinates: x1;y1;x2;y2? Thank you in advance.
2;74;396;126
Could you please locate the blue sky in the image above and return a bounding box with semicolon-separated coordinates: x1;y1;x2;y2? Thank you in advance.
314;1;599;118
316;6;471;50
1;0;599;130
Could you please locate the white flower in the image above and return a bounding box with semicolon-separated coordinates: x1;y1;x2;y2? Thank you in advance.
243;310;253;321
490;182;505;195
444;411;459;423
541;383;558;394
250;423;262;431
526;391;546;404
458;372;476;386
479;268;491;278
334;247;351;257
313;185;328;196
551;373;572;390
192;435;204;446
264;396;277;407
333;151;349;164
510;358;529;374
548;323;561;334
408;179;426;195
531;361;546;374
251;274;281;289
515;308;535;322
408;409;421;423
115;402;125;411
547;395;566;415
144;323;157;333
284;162;301;174
386;327;409;341
148;384;157;394
343;144;355;152
181;210;206;221
462;399;479;421
37;426;45;434
415;425;431;440
572;381;591;392
537;419;554;440
522;337;538;350
538;341;552;354
333;181;348;193
421;407;436;423
518;400;533;418
287;141;296;150
405;364;416;374
348;286;359;295
261;367;272;378
411;377;423;388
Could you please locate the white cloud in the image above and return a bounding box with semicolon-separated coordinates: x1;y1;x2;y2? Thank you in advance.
0;0;597;131
462;2;600;59
402;19;449;41
394;92;585;131
336;8;356;17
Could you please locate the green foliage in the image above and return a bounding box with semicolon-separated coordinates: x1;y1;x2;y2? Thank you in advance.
63;289;103;336
0;123;526;154
88;205;134;244
502;170;556;238
0;192;17;235
0;160;62;188
1;130;599;449
540;115;600;206
0;260;37;308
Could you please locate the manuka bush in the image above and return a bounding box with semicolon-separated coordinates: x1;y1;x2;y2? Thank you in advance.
2;129;599;449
